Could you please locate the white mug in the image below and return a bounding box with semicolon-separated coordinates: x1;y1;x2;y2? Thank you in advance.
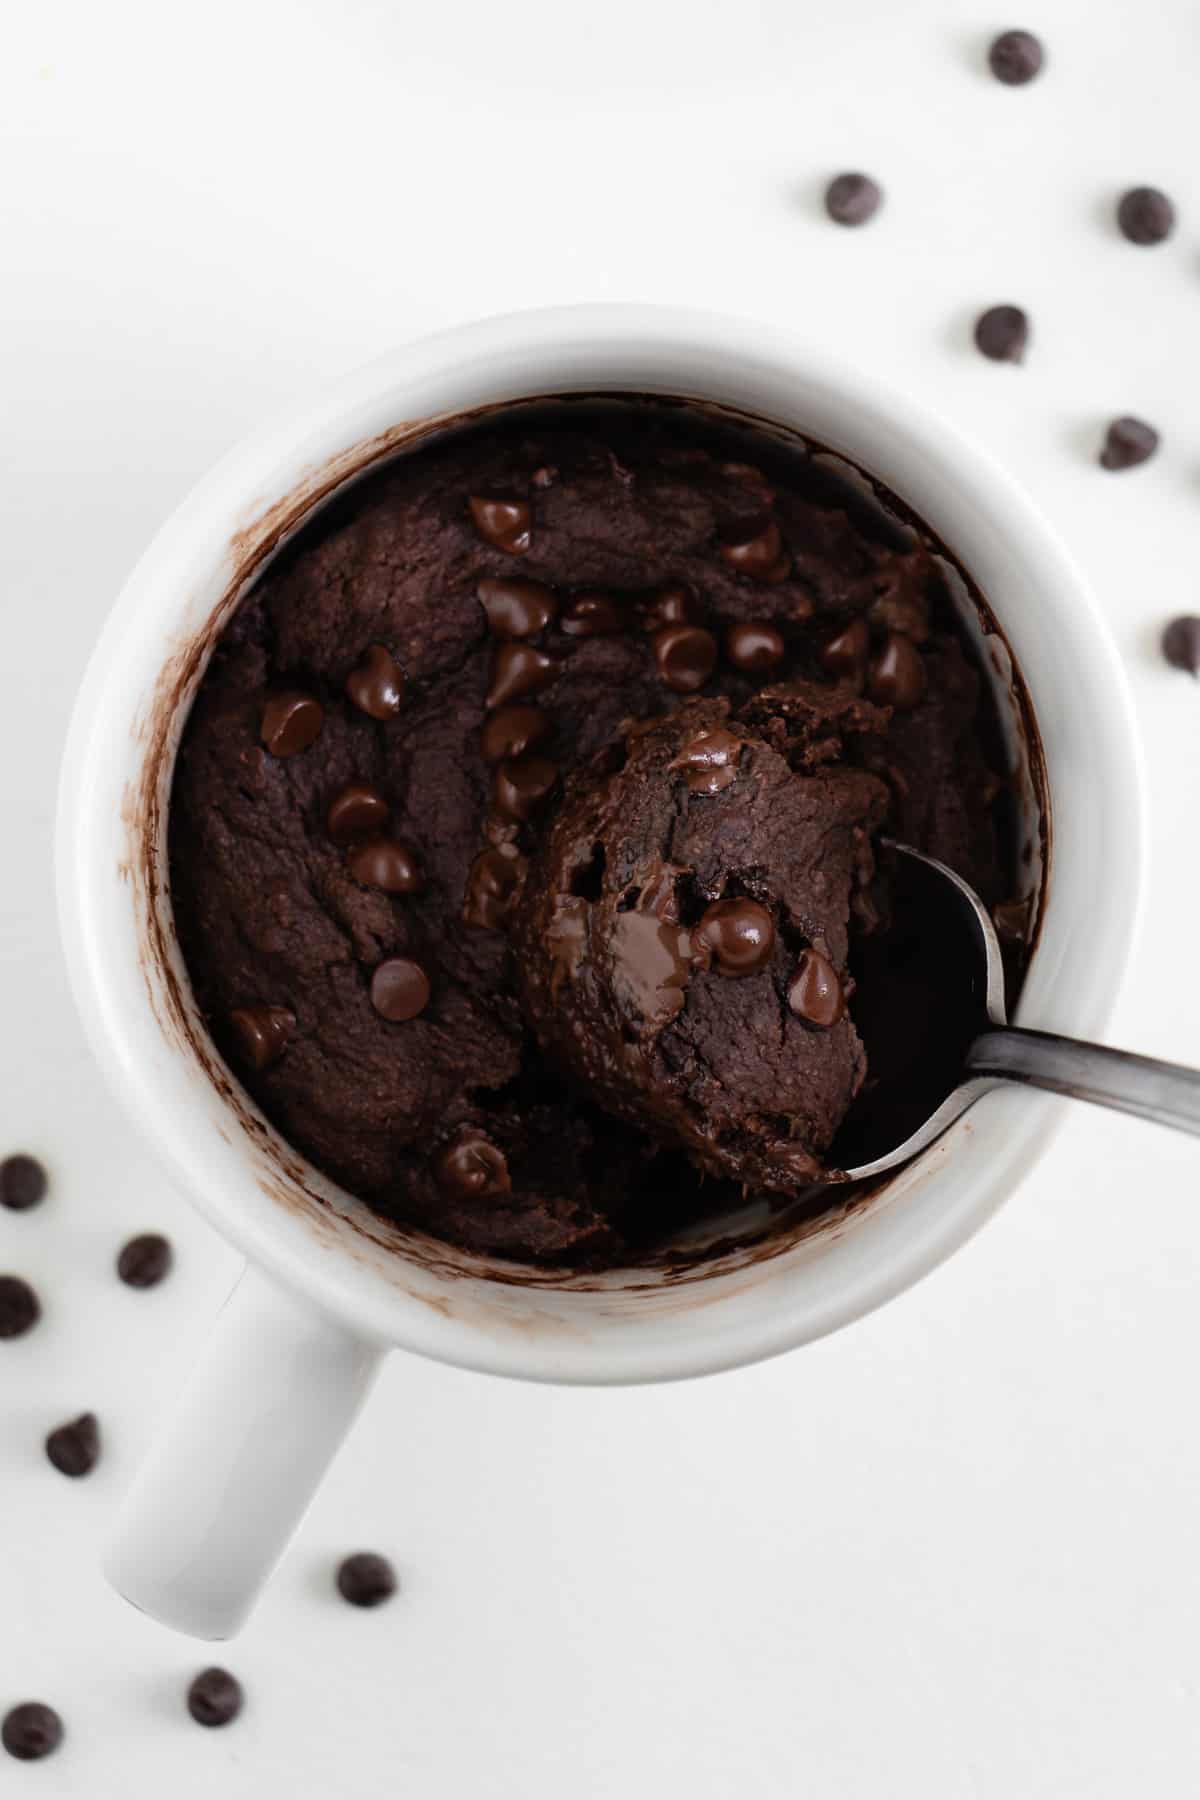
56;305;1144;1641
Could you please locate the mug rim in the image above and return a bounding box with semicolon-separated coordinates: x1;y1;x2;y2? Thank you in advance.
56;303;1146;1383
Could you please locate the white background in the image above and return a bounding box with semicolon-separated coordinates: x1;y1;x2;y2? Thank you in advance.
4;1;1200;1793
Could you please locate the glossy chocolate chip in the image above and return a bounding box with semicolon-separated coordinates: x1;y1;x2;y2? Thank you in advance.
463;847;526;929
370;958;431;1022
725;620;785;673
492;756;558;823
2;1704;63;1762
477;576;558;638
1117;186;1175;246
0;1154;47;1212
824;171;883;225
820;617;870;678
117;1233;173;1289
653;624;718;693
345;644;405;719
668;726;743;794
530;464;558;489
1162;616;1200;675
229;1005;295;1072
718;517;786;579
187;1668;243;1728
639;583;697;632
868;634;927;709
694;899;776;976
787;949;845;1027
261;691;323;757
45;1411;100;1478
481;704;551;765
336;1552;397;1608
560;592;625;636
485;642;559;710
1100;416;1159;470
327;783;390;846
433;1136;512;1199
468;495;532;554
346;838;425;893
988;29;1043;84
0;1275;40;1339
974;304;1028;363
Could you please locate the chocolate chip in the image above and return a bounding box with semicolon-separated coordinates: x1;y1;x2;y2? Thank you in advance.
974;305;1028;363
0;1275;39;1339
653;624;718;693
718;516;787;580
668;727;743;794
485;642;559;710
560;592;626;636
346;838;425;893
694;899;776;976
327;783;391;846
0;1154;47;1212
370;957;431;1022
117;1233;173;1289
820;616;870;678
530;464;558;489
639;583;697;632
45;1411;100;1478
787;949;845;1027
993;896;1033;944
725;620;786;673
492;756;558;823
477;576;558;638
824;172;883;226
868;634;927;709
481;704;551;765
187;1668;243;1728
463;847;526;929
433;1136;511;1199
1100;416;1159;470
1162;616;1200;675
229;1005;295;1072
345;645;406;719
2;1703;63;1762
468;495;532;555
261;691;323;757
987;29;1043;84
336;1551;397;1608
1117;186;1175;246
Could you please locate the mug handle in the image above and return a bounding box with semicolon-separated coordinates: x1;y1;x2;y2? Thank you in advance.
104;1265;383;1639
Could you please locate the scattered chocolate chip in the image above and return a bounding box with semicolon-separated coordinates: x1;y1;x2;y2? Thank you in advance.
327;783;391;846
820;616;870;678
492;756;558;823
1099;416;1159;470
639;583;697;632
868;634;927;709
261;691;323;757
485;642;559;710
668;727;744;795
336;1551;397;1608
434;1136;512;1200
1117;185;1175;246
560;592;626;636
653;624;718;693
718;517;787;580
45;1411;100;1478
992;896;1033;945
987;29;1043;84
370;957;431;1022
824;171;883;226
0;1275;40;1340
468;495;532;555
530;464;557;489
2;1703;63;1762
345;645;406;720
1162;615;1200;676
463;847;525;929
346;838;425;893
787;949;845;1027
229;1005;295;1072
187;1668;243;1729
477;576;557;638
0;1154;47;1212
869;586;930;643
481;704;551;765
694;899;776;976
725;620;786;674
974;304;1028;363
117;1233;173;1289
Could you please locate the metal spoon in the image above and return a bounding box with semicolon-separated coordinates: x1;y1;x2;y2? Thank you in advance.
842;842;1200;1180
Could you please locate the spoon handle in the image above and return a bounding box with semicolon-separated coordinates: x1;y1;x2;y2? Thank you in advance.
966;1027;1200;1139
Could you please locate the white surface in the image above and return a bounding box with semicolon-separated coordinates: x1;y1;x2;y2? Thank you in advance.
2;0;1199;1792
